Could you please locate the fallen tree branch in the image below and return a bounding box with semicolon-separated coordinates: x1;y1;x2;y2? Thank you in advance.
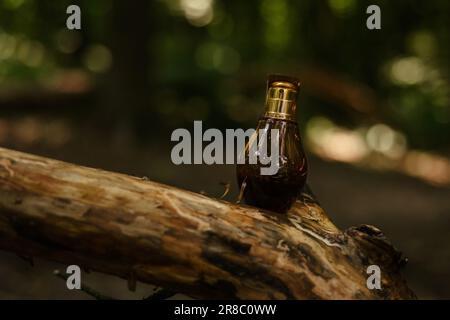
0;147;415;299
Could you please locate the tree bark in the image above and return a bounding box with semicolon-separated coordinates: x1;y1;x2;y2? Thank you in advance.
0;147;415;299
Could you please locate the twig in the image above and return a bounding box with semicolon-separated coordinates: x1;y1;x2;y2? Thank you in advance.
53;269;116;300
143;287;177;300
219;181;230;199
236;178;246;203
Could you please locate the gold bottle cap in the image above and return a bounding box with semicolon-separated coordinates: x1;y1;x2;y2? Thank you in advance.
264;74;300;121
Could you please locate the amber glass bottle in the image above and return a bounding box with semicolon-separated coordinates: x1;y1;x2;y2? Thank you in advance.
236;74;308;213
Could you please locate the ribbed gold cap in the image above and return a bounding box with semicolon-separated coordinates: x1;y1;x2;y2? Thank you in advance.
264;74;300;121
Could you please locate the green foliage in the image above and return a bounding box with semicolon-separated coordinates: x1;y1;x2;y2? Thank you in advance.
0;0;448;150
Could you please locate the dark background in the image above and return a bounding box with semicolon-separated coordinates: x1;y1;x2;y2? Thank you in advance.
0;0;449;299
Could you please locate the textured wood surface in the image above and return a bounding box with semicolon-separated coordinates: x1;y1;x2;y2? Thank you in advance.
0;147;415;299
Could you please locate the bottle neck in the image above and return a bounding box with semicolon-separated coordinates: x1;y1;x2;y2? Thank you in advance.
263;81;298;121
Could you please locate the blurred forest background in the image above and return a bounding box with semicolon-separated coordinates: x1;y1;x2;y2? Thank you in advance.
0;0;449;299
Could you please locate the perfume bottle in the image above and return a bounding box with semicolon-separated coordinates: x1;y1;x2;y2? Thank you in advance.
236;74;308;213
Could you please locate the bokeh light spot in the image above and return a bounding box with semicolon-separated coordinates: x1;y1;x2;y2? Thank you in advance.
180;0;214;27
389;57;427;86
328;0;356;16
82;44;112;73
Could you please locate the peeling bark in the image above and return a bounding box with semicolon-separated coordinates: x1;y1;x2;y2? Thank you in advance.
0;147;415;299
